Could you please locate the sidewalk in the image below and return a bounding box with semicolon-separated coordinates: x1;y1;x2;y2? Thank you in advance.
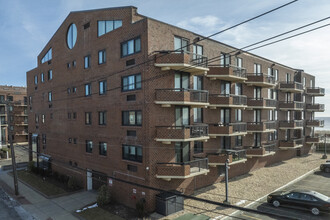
0;170;97;220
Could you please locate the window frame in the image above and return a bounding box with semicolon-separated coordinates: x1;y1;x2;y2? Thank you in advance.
122;110;142;126
98;111;107;125
86;140;93;153
99;80;107;95
99;142;107;156
85;83;91;96
122;73;141;92
98;49;106;64
122;144;142;163
121;36;141;57
84;55;91;69
85;112;92;125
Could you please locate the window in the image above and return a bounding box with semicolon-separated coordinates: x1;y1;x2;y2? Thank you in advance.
235;83;242;95
34;75;38;85
254;87;262;99
7;96;13;101
287;193;300;199
254;110;261;123
42;134;46;145
122;110;142;126
236;136;243;146
73;112;76;119
193;108;203;123
67;88;71;94
286;73;291;82
99;111;107;125
84;22;90;29
268;132;274;141
42;114;45;123
41;73;44;82
84;55;90;69
122;145;142;162
194;141;203;154
269;110;274;121
48;70;53;80
48;92;52;102
274;69;278;81
85;112;92;125
67;63;71;68
98;50;106;64
174;36;189;53
72;60;76;67
68;138;72;143
236;57;243;68
85;83;91;96
86;140;93;153
99;80;107;95
122;74;141;91
254;133;261;147
254;63;261;75
98;20;122;37
41;48;52;63
235;109;242;122
274;130;278;140
35;114;39;123
192;44;203;64
72;87;77;93
73;138;77;144
220;53;231;67
121;37;141;57
221;81;231;95
67;23;77;49
175;72;189;89
175;106;189;126
68;113;71;119
99;142;107;156
274;110;278;120
221;108;231;125
221;136;231;149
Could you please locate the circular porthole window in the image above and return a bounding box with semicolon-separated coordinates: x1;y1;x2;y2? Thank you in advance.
67;23;77;49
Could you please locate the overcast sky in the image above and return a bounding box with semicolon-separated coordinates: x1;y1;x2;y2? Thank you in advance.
0;0;329;116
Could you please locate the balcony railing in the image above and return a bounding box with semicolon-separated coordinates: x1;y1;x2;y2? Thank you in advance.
306;104;325;112
247;121;276;132
245;74;276;87
246;145;276;157
247;98;277;109
155;88;209;107
207;65;247;81
279;120;303;129
209;94;247;108
279;138;303;149
209;122;247;137
306;120;324;127
0;121;7;125
279;101;304;110
154;51;209;75
156;158;209;180
306;87;325;96
207;149;247;166
155;124;209;143
306;136;320;144
279;81;304;92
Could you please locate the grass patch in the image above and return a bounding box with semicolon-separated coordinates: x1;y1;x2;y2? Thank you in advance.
77;207;125;220
17;170;66;196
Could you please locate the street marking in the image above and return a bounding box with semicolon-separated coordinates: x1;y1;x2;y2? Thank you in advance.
235;200;247;206
242;213;263;220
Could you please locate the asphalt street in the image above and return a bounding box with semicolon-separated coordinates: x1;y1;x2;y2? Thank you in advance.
226;170;330;220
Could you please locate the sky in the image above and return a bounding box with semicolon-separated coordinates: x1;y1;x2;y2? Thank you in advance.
0;0;330;116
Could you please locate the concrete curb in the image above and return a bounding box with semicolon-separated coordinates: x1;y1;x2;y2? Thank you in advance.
220;166;319;220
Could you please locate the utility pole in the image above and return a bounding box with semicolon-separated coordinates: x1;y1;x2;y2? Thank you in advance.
223;158;230;204
6;101;19;195
322;134;327;159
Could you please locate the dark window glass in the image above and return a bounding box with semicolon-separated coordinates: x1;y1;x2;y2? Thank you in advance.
68;113;71;119
194;141;203;154
99;142;107;156
122;145;142;162
121;37;141;57
84;22;90;29
86;140;93;153
98;111;106;125
235;136;242;146
122;110;142;126
122;74;141;91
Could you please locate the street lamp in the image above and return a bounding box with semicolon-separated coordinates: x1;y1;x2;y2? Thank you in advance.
322;134;327;159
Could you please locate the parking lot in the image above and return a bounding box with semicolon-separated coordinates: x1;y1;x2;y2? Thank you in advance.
226;170;330;220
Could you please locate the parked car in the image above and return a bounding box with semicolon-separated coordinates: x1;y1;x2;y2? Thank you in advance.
320;163;330;173
267;190;330;216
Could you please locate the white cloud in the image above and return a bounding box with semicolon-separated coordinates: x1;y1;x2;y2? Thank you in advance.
177;15;224;35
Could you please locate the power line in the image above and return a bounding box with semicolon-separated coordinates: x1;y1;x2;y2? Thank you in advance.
28;1;298;100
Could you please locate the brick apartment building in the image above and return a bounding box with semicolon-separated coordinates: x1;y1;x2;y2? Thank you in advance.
26;6;325;211
0;86;28;149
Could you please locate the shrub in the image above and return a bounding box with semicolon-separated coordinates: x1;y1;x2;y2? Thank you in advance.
52;171;59;180
59;174;69;184
97;185;111;206
67;176;80;190
136;198;146;218
27;161;35;173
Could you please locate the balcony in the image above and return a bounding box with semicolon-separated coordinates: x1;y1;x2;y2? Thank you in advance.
279;120;303;129
306;87;325;96
154;51;209;75
247;98;277;109
209;94;247;109
155;89;209;108
206;65;247;82
279;81;304;93
0;121;7;126
279;138;303;149
245;74;276;87
279;101;304;111
247;121;276;133
155;124;209;144
306;136;320;144
306;104;325;112
208;149;247;167
306;120;324;127
209;123;247;137
15;122;28;126
156;158;209;181
246;144;276;158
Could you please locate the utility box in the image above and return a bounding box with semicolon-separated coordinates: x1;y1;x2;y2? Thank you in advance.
156;191;183;216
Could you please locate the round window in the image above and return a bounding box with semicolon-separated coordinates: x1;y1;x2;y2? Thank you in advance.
67;23;77;49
